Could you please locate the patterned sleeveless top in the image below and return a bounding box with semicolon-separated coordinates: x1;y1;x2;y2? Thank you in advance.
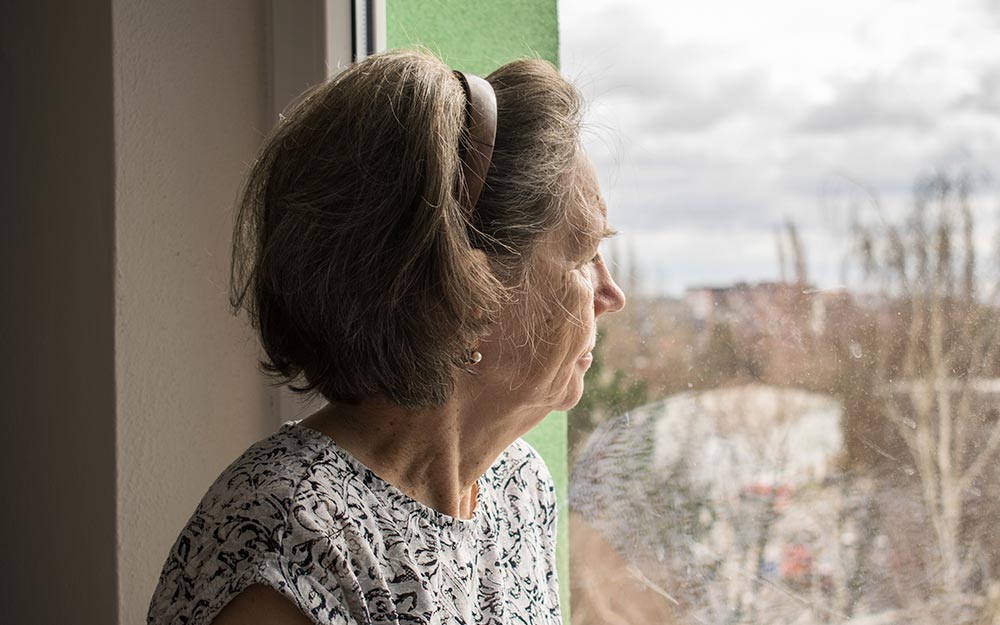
147;421;562;625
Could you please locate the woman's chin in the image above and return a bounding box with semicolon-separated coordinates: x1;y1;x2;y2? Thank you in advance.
553;375;587;412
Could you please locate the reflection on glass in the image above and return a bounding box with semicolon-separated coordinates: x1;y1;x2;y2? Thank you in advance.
561;1;1000;623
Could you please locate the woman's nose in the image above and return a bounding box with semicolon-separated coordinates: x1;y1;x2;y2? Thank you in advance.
594;263;626;316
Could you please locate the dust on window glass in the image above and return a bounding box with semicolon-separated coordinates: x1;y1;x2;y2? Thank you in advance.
560;1;1000;623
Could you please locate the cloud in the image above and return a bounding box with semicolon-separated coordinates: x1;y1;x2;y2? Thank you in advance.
562;1;786;136
617;226;783;295
640;71;776;134
981;0;1000;25
560;0;1000;293
955;65;1000;113
797;75;934;133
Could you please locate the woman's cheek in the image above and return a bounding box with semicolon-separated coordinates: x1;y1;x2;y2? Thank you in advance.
576;268;596;304
563;269;595;323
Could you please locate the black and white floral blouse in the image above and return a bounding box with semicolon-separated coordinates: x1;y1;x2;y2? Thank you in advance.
147;421;562;625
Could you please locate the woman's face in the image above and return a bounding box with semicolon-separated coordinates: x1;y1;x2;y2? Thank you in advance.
479;155;626;413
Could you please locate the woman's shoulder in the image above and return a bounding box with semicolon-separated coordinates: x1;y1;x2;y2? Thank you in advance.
148;422;360;625
192;422;344;517
487;437;557;522
497;437;554;482
165;421;363;551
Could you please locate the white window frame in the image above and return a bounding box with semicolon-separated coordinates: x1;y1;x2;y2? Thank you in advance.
269;0;386;124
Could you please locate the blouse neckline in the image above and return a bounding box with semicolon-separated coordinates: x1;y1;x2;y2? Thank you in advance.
282;420;491;531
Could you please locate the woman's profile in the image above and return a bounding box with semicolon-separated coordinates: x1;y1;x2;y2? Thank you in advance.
147;48;625;625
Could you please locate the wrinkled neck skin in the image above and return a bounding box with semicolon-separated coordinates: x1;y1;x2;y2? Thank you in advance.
300;370;552;521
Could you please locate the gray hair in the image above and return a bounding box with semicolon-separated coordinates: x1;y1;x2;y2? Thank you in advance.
230;48;584;407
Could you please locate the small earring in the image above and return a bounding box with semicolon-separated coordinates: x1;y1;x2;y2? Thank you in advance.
466;349;483;365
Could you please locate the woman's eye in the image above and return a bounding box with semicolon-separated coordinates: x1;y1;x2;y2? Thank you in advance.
575;254;600;272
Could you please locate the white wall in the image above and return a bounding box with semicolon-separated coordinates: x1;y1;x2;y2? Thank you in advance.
4;3;336;622
112;1;278;622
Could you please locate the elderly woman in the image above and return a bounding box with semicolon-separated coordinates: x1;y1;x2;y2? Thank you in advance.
147;49;624;625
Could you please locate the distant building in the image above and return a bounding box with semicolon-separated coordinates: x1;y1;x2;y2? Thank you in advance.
684;281;850;338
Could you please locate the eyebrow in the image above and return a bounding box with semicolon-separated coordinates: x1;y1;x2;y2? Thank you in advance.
591;221;618;242
574;224;617;258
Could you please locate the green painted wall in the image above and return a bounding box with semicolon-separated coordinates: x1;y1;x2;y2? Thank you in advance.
385;0;569;613
521;409;569;611
386;0;559;72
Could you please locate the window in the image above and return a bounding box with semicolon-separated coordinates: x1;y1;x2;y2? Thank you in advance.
561;2;1000;623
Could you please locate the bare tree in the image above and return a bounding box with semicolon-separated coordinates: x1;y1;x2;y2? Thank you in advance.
850;169;1000;619
786;219;809;287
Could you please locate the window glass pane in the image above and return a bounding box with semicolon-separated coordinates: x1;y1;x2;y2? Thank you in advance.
561;2;1000;623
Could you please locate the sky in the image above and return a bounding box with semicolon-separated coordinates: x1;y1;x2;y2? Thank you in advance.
559;0;1000;296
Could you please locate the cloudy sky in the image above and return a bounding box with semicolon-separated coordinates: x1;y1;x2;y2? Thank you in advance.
559;0;1000;296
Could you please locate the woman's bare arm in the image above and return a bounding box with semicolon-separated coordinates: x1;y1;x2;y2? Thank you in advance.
211;584;316;625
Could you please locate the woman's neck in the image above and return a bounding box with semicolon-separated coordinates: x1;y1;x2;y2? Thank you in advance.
300;390;546;519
